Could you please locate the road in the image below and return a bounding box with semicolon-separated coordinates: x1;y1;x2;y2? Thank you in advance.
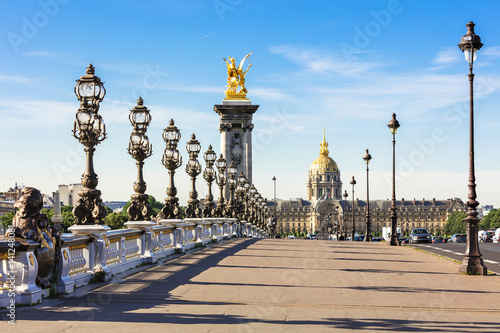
410;242;500;274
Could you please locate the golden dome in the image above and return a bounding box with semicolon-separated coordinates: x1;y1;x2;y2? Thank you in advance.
309;130;339;174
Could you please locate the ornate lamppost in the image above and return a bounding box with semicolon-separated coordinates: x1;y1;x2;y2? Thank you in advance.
185;134;202;218
388;113;400;246
159;119;182;219
202;145;217;217
71;64;107;227
249;184;257;224
215;154;227;217
127;97;153;221
343;190;348;240
226;161;238;217
363;149;372;242
272;175;277;237
458;21;487;275
350;176;356;241
237;173;247;220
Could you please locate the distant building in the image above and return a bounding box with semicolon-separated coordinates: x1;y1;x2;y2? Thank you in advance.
58;184;84;207
104;201;127;211
271;133;466;236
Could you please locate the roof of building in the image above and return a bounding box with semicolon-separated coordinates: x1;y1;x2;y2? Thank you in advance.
309;130;339;174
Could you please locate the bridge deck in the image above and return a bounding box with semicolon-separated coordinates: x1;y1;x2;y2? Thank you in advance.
5;238;500;332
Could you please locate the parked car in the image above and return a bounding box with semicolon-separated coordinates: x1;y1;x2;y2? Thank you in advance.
448;234;467;243
287;235;295;239
354;235;365;241
409;228;432;244
372;237;383;242
432;236;445;243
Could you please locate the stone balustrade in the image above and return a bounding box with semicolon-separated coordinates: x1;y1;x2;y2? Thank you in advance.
0;218;267;307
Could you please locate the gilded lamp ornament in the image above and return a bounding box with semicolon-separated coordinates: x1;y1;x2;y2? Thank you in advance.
159;119;182;220
72;64;107;225
127;97;153;221
223;53;252;100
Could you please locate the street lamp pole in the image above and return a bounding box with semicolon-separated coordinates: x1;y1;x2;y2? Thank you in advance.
458;21;487;275
350;176;356;241
343;190;348;240
388;113;400;246
363;149;372;242
273;175;277;237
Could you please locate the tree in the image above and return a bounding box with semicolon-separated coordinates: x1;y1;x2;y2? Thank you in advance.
61;205;76;233
103;212;128;230
479;209;500;230
1;212;15;228
444;211;466;235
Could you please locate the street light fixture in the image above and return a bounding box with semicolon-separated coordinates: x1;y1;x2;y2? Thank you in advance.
363;149;372;242
71;65;107;225
159;119;182;219
350;176;356;241
226;161;238;217
215;154;227;217
202;145;217;217
343;190;348;241
185;134;202;218
458;21;487;275
388;113;400;246
127;97;153;221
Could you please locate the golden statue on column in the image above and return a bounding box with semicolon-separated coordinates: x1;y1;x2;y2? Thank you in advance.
223;53;252;100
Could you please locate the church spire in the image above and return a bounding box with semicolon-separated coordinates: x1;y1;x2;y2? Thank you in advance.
320;129;329;156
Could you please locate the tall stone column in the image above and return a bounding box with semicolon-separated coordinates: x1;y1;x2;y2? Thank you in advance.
214;100;259;198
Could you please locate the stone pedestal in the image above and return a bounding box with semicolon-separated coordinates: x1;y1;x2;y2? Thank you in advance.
214;101;259;197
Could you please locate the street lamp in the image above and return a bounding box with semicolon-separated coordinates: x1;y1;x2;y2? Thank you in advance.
363;149;372;242
202;145;217;217
272;176;277;237
343;190;348;240
458;21;487;275
350;176;356;241
185;134;202;218
215;154;227;217
127;97;153;221
226;161;238;217
71;65;107;225
159;119;182;219
388;113;400;246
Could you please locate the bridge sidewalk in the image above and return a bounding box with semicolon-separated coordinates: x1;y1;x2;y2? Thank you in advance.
3;238;500;332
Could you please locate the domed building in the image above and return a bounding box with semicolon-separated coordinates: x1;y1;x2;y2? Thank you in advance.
307;130;342;201
272;131;466;237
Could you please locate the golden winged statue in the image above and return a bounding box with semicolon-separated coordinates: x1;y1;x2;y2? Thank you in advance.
223;53;252;99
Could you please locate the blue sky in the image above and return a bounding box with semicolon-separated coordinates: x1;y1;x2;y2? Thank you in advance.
2;0;500;208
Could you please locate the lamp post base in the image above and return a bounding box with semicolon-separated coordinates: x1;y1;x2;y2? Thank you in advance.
459;256;487;275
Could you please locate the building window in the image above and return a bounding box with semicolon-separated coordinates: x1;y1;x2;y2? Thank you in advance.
327;175;330;181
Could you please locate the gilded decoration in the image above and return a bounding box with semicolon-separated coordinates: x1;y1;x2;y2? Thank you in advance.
223;53;252;100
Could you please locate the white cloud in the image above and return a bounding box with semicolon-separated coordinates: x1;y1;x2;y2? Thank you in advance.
269;45;384;77
0;74;37;84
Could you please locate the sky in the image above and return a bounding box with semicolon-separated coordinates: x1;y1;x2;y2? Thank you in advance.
1;0;500;208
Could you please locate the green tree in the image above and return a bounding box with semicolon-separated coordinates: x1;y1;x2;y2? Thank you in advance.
479;209;500;230
103;211;128;230
444;211;466;235
61;205;76;232
1;212;15;228
41;208;54;223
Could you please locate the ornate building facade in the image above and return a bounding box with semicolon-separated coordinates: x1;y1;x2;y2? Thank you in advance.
273;132;466;236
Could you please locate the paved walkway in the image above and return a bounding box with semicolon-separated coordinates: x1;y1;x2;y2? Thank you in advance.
4;238;500;332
